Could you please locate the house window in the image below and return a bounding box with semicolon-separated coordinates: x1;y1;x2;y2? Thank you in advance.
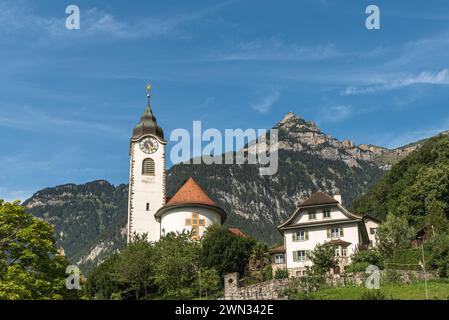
295;270;307;277
293;250;307;262
146;203;150;211
142;158;155;176
370;228;377;235
308;211;316;220
293;230;308;241
275;254;285;264
330;227;343;238
323;210;331;218
335;247;340;256
334;246;347;257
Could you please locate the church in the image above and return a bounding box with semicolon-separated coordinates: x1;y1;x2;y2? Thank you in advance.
127;85;227;243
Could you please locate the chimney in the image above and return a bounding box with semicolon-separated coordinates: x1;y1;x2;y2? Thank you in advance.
333;194;342;204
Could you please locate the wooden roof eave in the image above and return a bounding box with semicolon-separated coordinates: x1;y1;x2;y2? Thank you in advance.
279;218;358;231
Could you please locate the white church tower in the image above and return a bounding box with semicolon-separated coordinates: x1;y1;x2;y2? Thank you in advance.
127;84;167;243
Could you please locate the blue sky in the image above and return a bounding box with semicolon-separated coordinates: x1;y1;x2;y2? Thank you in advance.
1;0;449;201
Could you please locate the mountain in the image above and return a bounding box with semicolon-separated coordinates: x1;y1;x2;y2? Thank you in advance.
352;133;449;225
21;113;444;272
23;180;129;272
359;130;449;170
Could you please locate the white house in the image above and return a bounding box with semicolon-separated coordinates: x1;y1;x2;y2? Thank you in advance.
363;215;381;246
274;191;379;276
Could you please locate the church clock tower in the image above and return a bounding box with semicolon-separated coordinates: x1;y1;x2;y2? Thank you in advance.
127;84;166;243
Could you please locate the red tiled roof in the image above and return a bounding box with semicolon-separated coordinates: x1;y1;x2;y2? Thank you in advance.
166;177;216;207
228;227;246;237
299;191;338;207
269;244;285;253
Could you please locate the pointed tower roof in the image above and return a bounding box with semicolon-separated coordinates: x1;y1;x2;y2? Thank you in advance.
132;84;164;140
155;177;227;223
167;177;216;206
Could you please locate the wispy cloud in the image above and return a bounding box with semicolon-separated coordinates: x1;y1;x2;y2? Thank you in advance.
0;1;239;41
341;69;449;96
0;104;127;137
211;38;340;62
318;105;353;123
251;90;281;114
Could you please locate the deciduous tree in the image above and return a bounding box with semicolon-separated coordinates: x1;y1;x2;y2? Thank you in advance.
376;213;415;257
0;200;76;299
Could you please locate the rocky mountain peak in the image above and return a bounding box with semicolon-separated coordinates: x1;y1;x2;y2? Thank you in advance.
276;112;320;133
272;112;374;167
278;112;300;124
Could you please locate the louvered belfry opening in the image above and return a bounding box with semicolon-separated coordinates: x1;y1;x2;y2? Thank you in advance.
142;158;155;176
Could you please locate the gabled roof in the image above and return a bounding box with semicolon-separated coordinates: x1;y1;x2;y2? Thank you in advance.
298;191;339;207
363;215;382;224
166;177;216;207
155;177;227;223
277;191;363;230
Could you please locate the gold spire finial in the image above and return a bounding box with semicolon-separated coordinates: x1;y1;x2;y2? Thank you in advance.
146;83;152;106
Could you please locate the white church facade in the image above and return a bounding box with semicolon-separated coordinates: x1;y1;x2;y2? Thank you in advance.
127;86;226;243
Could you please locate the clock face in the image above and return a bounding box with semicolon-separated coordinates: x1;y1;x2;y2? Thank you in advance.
139;137;159;154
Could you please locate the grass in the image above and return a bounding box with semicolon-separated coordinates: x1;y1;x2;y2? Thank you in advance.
291;279;449;300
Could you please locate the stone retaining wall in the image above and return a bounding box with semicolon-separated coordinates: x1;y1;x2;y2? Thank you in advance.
223;270;437;300
223;273;289;300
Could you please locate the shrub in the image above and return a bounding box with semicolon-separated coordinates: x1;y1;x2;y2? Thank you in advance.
376;213;415;258
351;248;384;269
199;268;221;298
263;265;273;281
309;243;337;276
386;247;431;271
428;233;449;278
274;268;289;279
345;261;370;273
360;289;387;300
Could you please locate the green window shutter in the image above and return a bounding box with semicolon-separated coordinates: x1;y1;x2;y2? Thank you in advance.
292;232;297;241
327;228;331;238
293;251;298;262
306;250;311;260
305;230;309;240
340;227;344;237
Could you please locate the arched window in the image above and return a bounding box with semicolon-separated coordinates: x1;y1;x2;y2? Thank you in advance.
142;158;155;176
